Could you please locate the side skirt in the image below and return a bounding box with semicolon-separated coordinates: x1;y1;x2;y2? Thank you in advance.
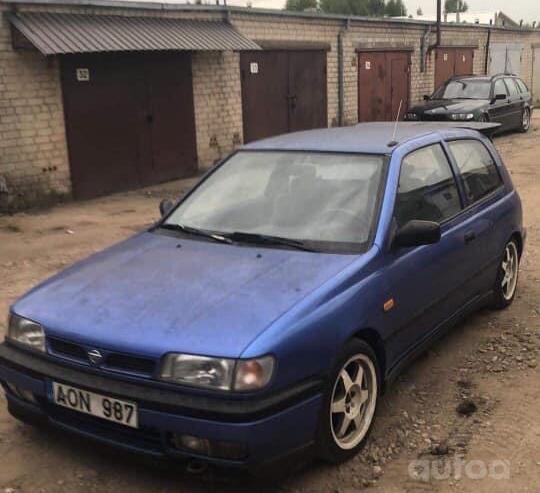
384;291;493;386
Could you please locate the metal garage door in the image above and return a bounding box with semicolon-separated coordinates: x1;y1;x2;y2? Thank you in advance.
435;48;474;88
358;51;410;122
240;50;327;143
489;43;523;77
61;52;197;199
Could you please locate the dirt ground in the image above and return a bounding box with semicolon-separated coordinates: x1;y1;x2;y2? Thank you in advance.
0;122;539;493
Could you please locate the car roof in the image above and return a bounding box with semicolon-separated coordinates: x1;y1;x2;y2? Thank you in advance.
242;122;495;155
449;74;519;82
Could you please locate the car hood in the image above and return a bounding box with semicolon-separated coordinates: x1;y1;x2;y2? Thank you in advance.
411;99;488;114
12;232;357;359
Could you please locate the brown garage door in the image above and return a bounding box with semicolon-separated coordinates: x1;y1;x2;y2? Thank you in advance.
435;48;474;89
358;51;410;122
240;50;327;143
61;52;197;199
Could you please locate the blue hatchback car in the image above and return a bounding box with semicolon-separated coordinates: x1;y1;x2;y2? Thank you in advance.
0;122;524;467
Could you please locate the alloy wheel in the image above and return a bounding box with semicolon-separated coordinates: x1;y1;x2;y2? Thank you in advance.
522;109;531;131
501;242;519;301
330;353;377;450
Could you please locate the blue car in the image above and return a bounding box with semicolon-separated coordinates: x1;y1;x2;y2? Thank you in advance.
0;122;524;468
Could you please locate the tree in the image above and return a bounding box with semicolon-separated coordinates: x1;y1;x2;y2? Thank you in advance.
318;0;406;17
444;0;468;13
385;0;407;16
367;0;385;16
285;0;318;10
319;0;368;16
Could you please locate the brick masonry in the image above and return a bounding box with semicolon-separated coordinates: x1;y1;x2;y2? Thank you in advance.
1;1;540;210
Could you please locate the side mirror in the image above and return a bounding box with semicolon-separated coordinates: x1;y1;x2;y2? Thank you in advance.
393;220;441;248
494;93;507;101
423;95;430;101
159;199;174;217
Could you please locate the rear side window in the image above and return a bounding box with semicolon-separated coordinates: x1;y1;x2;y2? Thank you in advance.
395;144;462;227
516;78;529;93
505;78;520;97
493;79;508;97
448;140;503;204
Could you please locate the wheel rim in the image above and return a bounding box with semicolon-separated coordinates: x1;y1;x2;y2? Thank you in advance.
330;353;377;450
523;109;530;130
501;242;519;301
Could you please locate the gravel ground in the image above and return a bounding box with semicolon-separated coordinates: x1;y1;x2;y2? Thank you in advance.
0;122;539;493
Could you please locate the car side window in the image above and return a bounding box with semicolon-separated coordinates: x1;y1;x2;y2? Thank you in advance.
516;78;529;93
448;140;503;205
505;78;520;97
394;145;462;227
494;79;508;97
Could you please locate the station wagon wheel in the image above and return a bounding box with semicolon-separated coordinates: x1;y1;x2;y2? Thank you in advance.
316;339;379;463
492;239;520;309
520;108;531;132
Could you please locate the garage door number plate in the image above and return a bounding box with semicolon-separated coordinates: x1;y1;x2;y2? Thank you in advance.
76;68;90;82
52;382;138;428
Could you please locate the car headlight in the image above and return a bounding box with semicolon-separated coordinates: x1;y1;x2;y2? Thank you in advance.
450;113;475;121
405;112;419;121
159;354;274;391
7;313;46;352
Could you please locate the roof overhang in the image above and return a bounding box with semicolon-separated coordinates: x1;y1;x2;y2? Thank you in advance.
355;43;414;52
7;11;261;55
255;40;332;51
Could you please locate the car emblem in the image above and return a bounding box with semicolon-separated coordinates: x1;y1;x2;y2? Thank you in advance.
87;349;104;366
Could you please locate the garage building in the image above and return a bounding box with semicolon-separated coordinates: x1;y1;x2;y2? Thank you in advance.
1;0;540;209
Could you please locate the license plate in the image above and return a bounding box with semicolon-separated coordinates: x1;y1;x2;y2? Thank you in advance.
52;382;138;429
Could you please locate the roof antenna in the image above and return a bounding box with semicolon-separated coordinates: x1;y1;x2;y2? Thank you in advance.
388;100;403;147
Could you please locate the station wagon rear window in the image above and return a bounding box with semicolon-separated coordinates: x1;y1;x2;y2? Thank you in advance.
163;151;386;251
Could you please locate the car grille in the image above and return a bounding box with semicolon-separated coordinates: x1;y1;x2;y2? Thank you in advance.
47;337;156;378
45;402;163;454
421;114;450;121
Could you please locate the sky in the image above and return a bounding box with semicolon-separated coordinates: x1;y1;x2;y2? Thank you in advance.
221;0;540;23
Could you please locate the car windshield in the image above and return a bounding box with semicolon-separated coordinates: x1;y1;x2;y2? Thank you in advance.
433;79;491;100
163;151;386;252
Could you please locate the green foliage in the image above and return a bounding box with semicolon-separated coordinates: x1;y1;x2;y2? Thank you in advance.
318;0;407;16
385;0;407;16
285;0;318;11
444;0;468;13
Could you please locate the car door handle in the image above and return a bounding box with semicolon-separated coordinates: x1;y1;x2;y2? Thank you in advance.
464;231;476;244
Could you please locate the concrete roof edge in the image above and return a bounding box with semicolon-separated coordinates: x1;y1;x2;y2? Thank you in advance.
2;0;539;32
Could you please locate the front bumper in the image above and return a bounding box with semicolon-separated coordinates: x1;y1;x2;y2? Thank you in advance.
0;343;323;466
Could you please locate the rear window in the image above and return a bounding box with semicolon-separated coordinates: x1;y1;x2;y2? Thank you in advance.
505;78;520;97
448;140;503;204
516;78;529;93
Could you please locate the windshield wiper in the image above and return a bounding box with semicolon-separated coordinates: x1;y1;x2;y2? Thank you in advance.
224;231;317;252
159;223;233;244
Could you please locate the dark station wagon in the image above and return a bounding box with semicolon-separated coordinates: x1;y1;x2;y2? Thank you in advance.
405;74;533;134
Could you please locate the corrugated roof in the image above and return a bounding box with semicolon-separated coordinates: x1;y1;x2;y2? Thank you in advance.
8;12;261;55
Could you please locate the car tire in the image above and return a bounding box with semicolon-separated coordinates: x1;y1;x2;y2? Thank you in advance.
315;339;379;464
519;108;531;133
491;239;520;310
